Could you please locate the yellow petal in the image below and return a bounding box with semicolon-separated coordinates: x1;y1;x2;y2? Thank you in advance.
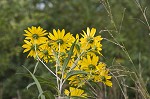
91;28;96;37
87;27;90;36
53;29;58;39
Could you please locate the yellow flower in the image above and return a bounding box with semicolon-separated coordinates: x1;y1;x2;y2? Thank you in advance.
80;27;103;51
22;40;40;58
78;54;101;81
64;87;87;98
38;40;53;63
99;69;112;87
79;54;112;87
24;26;48;44
79;55;99;72
67;58;81;71
86;42;102;56
94;62;112;87
48;29;75;52
68;74;85;87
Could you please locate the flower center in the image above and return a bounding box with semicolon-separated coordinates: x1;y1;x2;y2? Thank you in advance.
48;41;52;47
32;34;39;39
43;50;48;55
101;76;106;82
88;64;96;70
57;39;64;44
87;37;94;43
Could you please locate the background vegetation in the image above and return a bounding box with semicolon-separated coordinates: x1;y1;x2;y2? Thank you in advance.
0;0;149;99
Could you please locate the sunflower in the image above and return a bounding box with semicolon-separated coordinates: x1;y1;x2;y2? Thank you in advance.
48;29;75;52
24;26;48;44
64;87;87;98
78;54;112;87
79;54;99;72
100;69;112;87
92;62;112;87
38;40;53;63
95;63;112;87
22;40;40;58
86;41;103;56
68;74;85;87
80;27;103;51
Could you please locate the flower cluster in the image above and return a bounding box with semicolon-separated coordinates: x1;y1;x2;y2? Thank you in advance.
22;26;112;98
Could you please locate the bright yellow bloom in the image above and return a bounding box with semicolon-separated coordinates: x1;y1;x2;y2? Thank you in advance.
80;27;103;51
38;40;53;63
22;40;40;58
24;26;48;44
100;69;112;87
64;87;87;98
79;55;99;72
67;58;81;71
48;29;75;52
94;62;112;87
86;42;102;56
79;54;112;87
68;74;85;87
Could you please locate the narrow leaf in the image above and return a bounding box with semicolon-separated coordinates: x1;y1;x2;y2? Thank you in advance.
23;66;46;99
26;82;36;90
40;91;55;99
62;40;76;72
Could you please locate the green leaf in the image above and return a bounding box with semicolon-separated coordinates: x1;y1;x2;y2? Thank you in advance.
40;81;58;92
42;91;55;99
75;43;80;53
26;82;36;90
62;40;76;72
65;70;88;80
19;73;58;92
23;66;46;99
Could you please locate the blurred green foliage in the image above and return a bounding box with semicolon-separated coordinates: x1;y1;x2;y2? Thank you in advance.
0;0;150;99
